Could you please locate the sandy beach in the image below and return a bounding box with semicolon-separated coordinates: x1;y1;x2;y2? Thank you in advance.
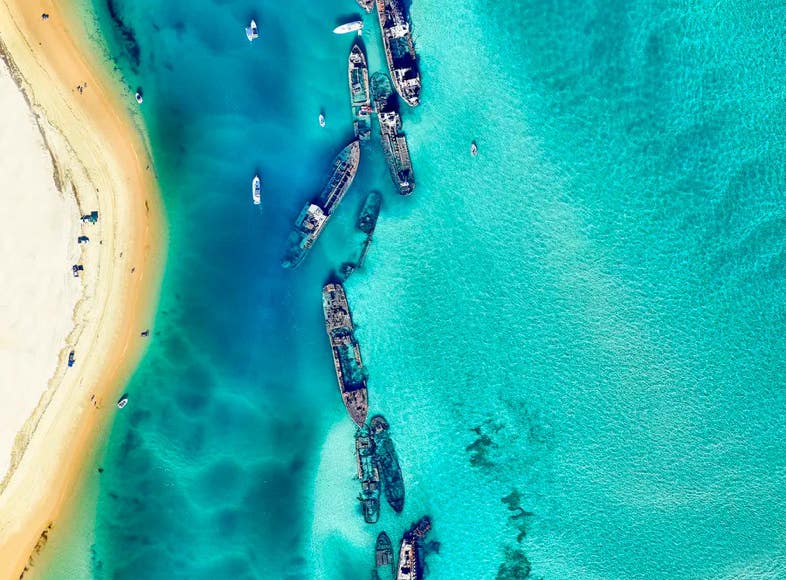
0;0;164;576
0;55;82;486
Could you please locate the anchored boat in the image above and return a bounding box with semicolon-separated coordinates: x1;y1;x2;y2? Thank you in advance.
245;19;259;42
282;141;360;268
348;43;372;141
322;282;368;426
334;21;363;35
251;174;261;205
376;0;421;107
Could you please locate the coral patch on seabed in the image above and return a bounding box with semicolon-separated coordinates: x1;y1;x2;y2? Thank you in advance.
466;420;503;468
496;546;535;580
501;489;534;542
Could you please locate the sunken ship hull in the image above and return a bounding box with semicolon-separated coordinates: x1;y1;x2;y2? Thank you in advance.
371;73;414;196
357;191;382;235
349;43;373;141
373;531;395;579
376;0;421;107
370;415;404;512
356;426;381;523
323;282;368;426
396;517;431;580
282;141;361;268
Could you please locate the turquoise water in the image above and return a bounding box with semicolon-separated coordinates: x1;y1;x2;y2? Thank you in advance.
47;0;786;578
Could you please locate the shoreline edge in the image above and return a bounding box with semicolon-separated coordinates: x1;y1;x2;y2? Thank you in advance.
0;0;167;575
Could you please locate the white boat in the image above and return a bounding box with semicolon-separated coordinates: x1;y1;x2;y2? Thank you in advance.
319;113;326;128
333;21;363;35
252;174;261;205
246;19;259;42
117;394;128;409
471;141;478;157
135;90;143;104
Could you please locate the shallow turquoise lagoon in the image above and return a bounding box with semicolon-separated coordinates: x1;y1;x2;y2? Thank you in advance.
47;0;785;578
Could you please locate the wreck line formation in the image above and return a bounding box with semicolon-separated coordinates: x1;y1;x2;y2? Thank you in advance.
322;282;368;426
285;1;435;574
281;140;361;269
376;0;421;107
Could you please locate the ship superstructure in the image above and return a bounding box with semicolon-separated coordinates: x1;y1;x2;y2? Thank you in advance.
371;73;414;195
282;141;360;268
348;43;372;141
396;517;432;580
376;0;421;107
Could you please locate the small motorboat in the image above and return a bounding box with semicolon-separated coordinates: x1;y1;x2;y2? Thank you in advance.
252;174;262;205
319;113;326;128
67;350;75;368
471;141;478;157
135;89;143;104
333;21;363;35
117;394;129;409
245;19;259;42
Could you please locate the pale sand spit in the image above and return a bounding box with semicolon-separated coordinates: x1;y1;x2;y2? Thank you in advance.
0;55;83;485
0;0;166;576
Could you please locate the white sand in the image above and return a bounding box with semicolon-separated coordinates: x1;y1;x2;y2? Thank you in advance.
0;57;82;481
0;0;165;574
